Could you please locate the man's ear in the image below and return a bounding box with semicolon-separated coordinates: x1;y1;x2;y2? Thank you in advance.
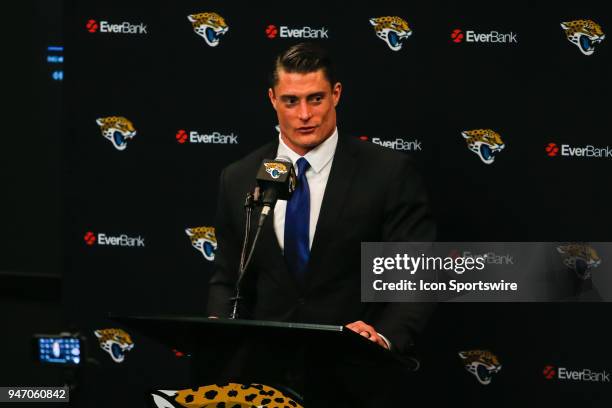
268;88;277;110
332;82;342;107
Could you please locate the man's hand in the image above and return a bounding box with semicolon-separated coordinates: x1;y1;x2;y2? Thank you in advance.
345;320;389;349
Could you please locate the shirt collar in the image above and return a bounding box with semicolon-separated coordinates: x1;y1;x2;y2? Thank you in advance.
277;127;338;174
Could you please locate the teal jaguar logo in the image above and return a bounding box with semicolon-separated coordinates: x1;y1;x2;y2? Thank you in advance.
561;19;605;56
96;116;137;151
264;162;288;179
557;243;601;280
185;226;217;261
370;16;412;51
462;129;505;164
459;350;502;385
188;12;229;47
94;328;134;363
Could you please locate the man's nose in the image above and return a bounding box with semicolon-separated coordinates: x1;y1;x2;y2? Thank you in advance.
298;100;312;121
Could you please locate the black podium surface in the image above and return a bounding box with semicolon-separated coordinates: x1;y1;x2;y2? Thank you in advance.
110;313;419;407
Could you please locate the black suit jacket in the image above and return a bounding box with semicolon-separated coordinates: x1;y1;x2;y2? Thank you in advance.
207;135;435;355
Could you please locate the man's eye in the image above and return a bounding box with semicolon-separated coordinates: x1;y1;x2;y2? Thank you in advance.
310;95;323;103
285;98;298;105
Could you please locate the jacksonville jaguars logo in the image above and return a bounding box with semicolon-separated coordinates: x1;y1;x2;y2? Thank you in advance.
185;226;217;261
188;12;229;47
459;350;502;385
94;328;134;363
461;129;505;165
557;243;601;280
264;162;288;179
96;116;137;151
561;19;605;56
370;16;412;51
151;383;303;408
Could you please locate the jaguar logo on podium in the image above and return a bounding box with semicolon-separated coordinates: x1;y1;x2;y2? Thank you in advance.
151;383;303;408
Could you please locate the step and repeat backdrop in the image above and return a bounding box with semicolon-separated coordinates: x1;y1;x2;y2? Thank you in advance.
62;0;611;406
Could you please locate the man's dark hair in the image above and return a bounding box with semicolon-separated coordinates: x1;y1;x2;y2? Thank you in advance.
269;42;337;89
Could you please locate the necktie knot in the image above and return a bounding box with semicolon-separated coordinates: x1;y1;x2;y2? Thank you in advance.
296;157;310;176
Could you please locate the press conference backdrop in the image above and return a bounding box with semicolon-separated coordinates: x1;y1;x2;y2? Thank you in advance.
62;1;611;406
2;0;63;277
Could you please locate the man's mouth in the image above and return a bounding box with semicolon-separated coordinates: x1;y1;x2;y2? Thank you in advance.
297;126;316;134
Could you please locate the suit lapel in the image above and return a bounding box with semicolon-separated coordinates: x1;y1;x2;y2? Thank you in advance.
305;136;357;289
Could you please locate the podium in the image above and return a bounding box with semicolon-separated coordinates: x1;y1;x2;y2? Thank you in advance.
110;314;419;407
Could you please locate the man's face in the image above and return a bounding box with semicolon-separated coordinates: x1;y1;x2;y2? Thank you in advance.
269;68;341;156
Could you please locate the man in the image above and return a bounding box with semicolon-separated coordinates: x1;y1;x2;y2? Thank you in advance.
207;42;434;369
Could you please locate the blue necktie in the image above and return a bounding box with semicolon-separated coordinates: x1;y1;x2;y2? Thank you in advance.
284;157;311;280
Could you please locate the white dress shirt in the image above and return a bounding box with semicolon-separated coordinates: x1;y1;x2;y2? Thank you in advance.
273;128;338;251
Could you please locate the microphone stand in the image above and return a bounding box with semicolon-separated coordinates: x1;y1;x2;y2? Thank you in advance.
228;156;292;319
229;187;267;319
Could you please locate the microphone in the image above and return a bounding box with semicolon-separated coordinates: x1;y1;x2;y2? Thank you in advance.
255;156;296;226
229;156;297;319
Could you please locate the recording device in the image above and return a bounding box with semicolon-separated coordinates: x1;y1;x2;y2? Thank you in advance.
255;156;296;225
33;333;86;365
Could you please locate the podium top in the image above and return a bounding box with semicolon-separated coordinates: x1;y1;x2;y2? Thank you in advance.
111;313;344;332
109;313;418;371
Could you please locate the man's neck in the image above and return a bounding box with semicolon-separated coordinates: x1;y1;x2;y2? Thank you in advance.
280;134;311;156
280;130;336;157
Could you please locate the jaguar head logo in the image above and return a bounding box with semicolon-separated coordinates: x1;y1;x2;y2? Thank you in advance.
264;162;288;179
557;243;601;280
185;226;217;261
561;20;605;56
459;350;502;385
96;116;137;151
188;12;229;47
94;328;134;363
370;16;412;51
462;129;505;164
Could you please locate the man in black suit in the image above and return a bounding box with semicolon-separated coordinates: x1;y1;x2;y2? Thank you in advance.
207;42;434;360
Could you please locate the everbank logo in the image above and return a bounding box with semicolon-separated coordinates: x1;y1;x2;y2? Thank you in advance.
545;142;559;157
358;136;422;152
83;231;145;248
543;365;556;379
543;365;610;383
86;20;99;33
451;28;517;44
451;29;464;43
175;129;238;145
546;142;612;159
85;19;148;35
265;24;328;39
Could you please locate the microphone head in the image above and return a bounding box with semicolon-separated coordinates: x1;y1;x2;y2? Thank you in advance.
256;158;297;201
